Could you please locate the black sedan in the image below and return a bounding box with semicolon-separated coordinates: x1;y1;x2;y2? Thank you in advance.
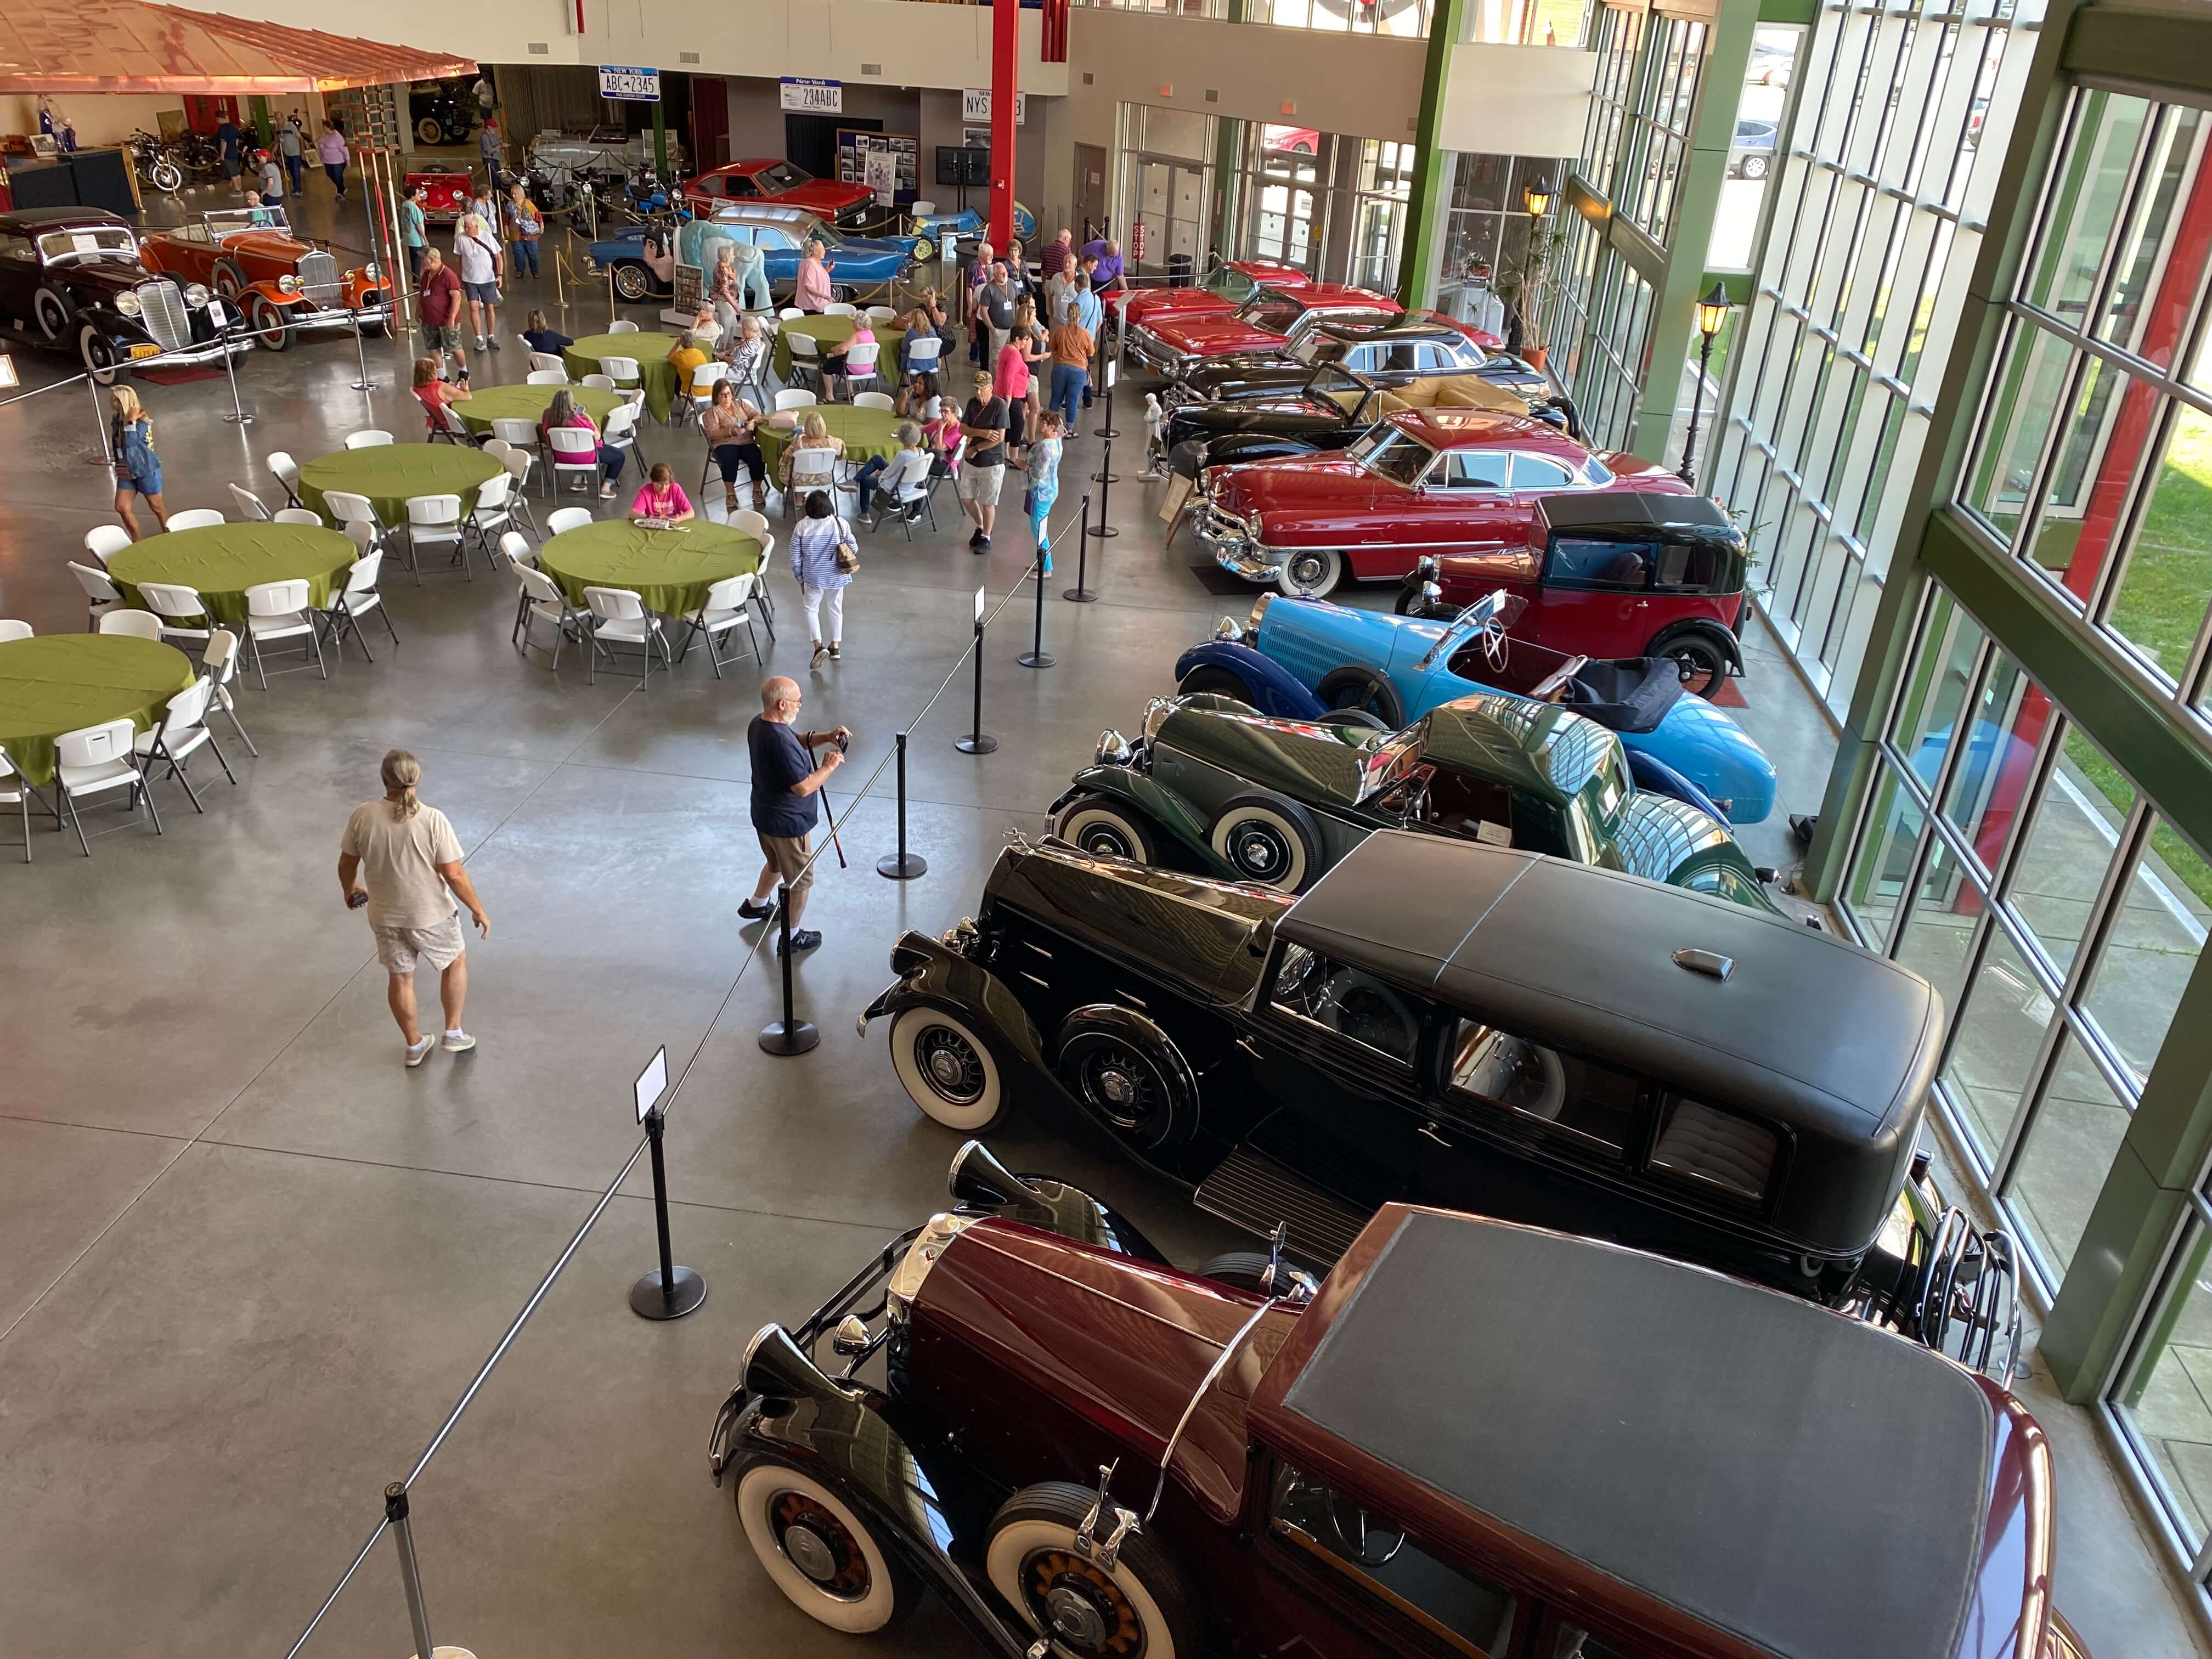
1167;314;1498;405
0;207;242;382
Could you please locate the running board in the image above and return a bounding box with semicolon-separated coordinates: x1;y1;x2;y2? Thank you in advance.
1194;1147;1373;1272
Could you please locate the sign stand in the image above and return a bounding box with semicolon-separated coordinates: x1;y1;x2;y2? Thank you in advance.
219;332;253;426
877;731;927;879
955;584;998;753
627;1046;706;1319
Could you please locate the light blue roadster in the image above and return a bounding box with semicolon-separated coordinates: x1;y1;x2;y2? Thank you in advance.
1175;592;1779;825
907;201;1036;255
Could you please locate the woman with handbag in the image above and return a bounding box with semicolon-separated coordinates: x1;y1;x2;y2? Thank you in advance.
788;489;857;667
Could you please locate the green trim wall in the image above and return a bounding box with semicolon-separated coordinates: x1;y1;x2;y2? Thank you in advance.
1397;0;1470;311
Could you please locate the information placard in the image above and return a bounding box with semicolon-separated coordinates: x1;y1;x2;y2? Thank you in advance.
634;1045;669;1122
781;77;843;115
599;65;661;102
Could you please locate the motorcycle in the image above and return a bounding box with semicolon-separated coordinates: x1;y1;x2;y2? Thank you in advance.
125;129;183;195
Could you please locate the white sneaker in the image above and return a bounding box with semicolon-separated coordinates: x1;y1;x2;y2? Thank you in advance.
441;1031;477;1053
474;336;487;350
404;1036;435;1067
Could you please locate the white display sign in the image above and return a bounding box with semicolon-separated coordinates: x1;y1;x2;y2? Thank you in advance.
961;88;1026;126
634;1045;668;1122
864;149;898;206
974;585;986;623
598;65;661;102
781;77;843;115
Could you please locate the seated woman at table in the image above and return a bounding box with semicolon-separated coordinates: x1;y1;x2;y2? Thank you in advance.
412;354;471;436
720;314;770;391
521;309;573;357
668;328;713;394
854;422;934;524
701;380;768;515
777;409;846;494
539;388;627;500
895;369;943;423
629;461;695;523
922;404;963;476
821;317;875;403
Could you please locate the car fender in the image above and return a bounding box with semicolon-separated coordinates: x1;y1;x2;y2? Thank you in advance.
1172;640;1329;721
1624;747;1730;823
859;932;1051;1081
243;279;308;307
1646;618;1745;675
1055;766;1235;878
1639;696;1778;825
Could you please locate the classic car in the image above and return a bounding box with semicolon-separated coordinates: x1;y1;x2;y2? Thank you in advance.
404;163;475;223
587;203;918;303
685;157;875;226
1118;257;1317;330
1194;407;1691;599
1398;492;1752;693
1125;284;1401;379
711;1175;2054;1659
409;80;478;147
1049;690;1779;909
526;127;684;201
138;206;389;351
905;200;1037;259
1166;315;1526;408
861;831;1954;1292
1173;590;1779;823
0;207;243;382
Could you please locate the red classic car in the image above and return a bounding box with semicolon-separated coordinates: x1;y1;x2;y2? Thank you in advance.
684;158;874;226
1127;283;1400;378
1119;258;1316;330
1196;407;1690;597
712;1151;2090;1659
404;164;474;223
137;206;388;351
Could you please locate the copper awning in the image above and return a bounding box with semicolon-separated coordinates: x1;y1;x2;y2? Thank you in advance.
0;1;475;95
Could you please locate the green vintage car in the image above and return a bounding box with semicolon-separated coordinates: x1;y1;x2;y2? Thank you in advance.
1046;691;1780;909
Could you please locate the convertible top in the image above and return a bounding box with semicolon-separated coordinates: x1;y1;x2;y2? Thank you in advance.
1533;490;1740;535
1278;833;1941;1139
1260;1207;1994;1659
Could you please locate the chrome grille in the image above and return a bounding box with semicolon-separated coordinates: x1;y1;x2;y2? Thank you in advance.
136;281;189;352
1199;503;1250;544
296;250;342;304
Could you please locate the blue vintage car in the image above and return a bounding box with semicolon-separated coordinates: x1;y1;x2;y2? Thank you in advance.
588;204;918;304
906;200;1036;257
1176;592;1779;825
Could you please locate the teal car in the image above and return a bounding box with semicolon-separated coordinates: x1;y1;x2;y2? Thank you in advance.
1048;691;1780;909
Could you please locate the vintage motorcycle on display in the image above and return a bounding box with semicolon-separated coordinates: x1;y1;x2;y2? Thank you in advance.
124;129;183;195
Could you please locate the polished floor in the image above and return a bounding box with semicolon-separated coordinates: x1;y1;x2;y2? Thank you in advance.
0;185;2200;1658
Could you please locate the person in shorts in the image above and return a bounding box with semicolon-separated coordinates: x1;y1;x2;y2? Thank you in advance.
958;369;1008;552
741;679;848;955
452;211;505;350
338;750;490;1068
415;248;466;377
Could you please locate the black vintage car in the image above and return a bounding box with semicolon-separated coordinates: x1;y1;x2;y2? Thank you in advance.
0;208;243;382
861;831;2019;1358
1165;315;1502;406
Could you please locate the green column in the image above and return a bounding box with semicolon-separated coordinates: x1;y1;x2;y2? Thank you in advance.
1397;0;1469;311
1211;116;1245;264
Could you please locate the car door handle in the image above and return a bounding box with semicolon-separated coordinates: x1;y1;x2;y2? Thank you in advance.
1418;1121;1452;1148
1634;599;1649;608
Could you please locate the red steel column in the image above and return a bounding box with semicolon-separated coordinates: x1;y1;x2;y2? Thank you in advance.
989;0;1019;250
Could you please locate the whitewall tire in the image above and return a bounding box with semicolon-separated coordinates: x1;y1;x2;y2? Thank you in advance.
986;1483;1203;1659
889;1007;1008;1132
736;1463;914;1633
1276;546;1343;599
1053;796;1158;865
1207;798;1320;891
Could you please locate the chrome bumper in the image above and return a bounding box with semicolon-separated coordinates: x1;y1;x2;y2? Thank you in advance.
289;300;394;333
1195;504;1281;584
1123;329;1187;377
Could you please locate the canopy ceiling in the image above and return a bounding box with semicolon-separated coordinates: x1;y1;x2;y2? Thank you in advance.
0;1;475;95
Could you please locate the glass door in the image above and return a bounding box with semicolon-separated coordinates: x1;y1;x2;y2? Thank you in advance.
1131;155;1210;280
1247;127;1327;273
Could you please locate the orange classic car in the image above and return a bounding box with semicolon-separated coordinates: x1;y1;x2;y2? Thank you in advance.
138;207;390;351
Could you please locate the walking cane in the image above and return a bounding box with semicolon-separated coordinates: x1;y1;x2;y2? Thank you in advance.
807;735;849;869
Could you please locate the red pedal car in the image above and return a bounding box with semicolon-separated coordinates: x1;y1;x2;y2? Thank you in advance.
684;158;875;227
404;166;473;223
1126;283;1400;379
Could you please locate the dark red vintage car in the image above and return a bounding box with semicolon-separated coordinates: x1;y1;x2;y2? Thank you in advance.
404;165;474;223
1119;258;1317;331
1196;407;1691;599
1126;283;1400;379
712;1157;2089;1659
684;157;875;226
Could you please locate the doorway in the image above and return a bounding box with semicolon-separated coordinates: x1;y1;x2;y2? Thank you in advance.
787;114;877;182
692;77;728;172
1246;128;1328;273
1075;143;1109;241
1128;155;1207;280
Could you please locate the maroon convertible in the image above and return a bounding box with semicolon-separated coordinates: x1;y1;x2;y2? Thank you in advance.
711;1147;2090;1659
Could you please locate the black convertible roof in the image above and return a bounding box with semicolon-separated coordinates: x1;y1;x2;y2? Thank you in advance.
1533;490;1737;533
0;207;131;232
1272;1209;1994;1659
1277;833;1941;1137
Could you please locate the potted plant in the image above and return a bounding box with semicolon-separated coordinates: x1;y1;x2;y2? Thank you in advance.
1497;221;1564;370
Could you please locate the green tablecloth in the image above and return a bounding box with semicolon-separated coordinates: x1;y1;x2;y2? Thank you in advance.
562;333;682;422
295;445;504;527
0;635;195;788
758;405;906;478
537;520;764;617
453;383;625;436
772;315;906;385
108;523;356;626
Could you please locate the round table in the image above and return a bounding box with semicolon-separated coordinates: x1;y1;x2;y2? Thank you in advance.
562;334;682;423
758;405;906;478
0;635;195;788
109;522;357;626
537;520;765;617
453;383;625;437
296;445;504;527
772;315;907;385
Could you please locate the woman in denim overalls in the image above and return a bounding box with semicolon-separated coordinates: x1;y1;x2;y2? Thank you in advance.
109;387;171;540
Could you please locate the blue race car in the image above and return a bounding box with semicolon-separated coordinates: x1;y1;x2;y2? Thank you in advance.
907;200;1036;258
588;204;918;304
1176;592;1779;825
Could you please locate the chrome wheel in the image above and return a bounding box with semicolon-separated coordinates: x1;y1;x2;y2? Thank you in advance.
918;1026;985;1106
771;1491;870;1600
1277;547;1343;598
1078;1043;1163;1136
1022;1550;1142;1656
611;262;653;302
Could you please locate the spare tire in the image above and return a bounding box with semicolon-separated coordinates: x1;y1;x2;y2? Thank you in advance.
986;1481;1204;1659
1207;793;1325;891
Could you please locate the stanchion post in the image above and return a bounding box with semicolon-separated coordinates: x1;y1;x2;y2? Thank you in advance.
1094;296;1124;439
877;731;927;880
385;1483;437;1659
1018;555;1055;669
955;585;997;754
1090;359;1119;540
88;374;115;470
1064;493;1097;603
219;335;253;426
628;1102;706;1319
759;883;820;1055
347;303;376;394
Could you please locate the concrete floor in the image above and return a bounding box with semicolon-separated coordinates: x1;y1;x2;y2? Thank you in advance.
0;182;2202;1659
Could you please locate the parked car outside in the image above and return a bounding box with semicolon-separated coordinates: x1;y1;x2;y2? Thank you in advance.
586;204;918;303
1050;689;1779;907
1730;117;1779;179
1125;284;1400;378
0;207;243;382
1174;589;1779;822
685;157;876;226
713;1175;2052;1659
139;206;389;351
1119;256;1318;331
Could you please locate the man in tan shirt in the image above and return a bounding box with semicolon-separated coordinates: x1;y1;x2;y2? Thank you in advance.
338;749;491;1067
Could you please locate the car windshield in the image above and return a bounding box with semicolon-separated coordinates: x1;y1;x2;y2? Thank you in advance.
1302;364;1369;413
38;227;137;264
207;207;286;236
757;161;811;192
1209;268;1257;303
1348;425;1436;487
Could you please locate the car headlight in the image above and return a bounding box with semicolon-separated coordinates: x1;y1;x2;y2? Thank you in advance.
1415;555;1438;580
115;291;143;318
278;275;300;294
1248;512;1265;543
1142;697;1175;742
363;262;379;282
1096;729;1131;766
184;283;210;308
1248;593;1274;633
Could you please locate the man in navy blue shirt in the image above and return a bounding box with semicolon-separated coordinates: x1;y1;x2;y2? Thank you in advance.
742;676;849;953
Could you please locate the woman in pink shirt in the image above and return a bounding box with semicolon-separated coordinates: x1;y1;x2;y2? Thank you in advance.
793;239;834;313
629;461;695;522
823;318;874;402
994;307;1034;465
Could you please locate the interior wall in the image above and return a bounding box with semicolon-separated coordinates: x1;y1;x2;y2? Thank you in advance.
1;92;212;149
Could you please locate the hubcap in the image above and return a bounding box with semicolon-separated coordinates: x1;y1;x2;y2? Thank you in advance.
1289;554;1327;588
1046;1584;1110;1648
917;1026;985;1104
1097;1066;1137;1108
783;1522;838;1583
1024;1550;1142;1657
1231;823;1288;877
771;1491;870;1601
1082;826;1131;857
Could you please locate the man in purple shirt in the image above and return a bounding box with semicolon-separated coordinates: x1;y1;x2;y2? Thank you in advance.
1081;237;1125;294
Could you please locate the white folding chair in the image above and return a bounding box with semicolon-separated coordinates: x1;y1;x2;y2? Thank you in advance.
582;585;670;686
202;629;256;755
785;446;843;518
580;373;617;391
601;404;642;475
778;307;804;321
273;507;324;526
546;506;595;537
880;455;938;538
241;577;328;689
265;450;304;508
425;399;475;446
136;581;213;651
481;438;514;461
607;320;641;334
784;333;822;393
824;302;857;317
493;532;538;642
678;361;727;428
165;509;225;531
228;483;273;521
904;334;943;375
324;490;403;583
405;493;470;578
499;449;541;534
731;513;778;639
547;426;602;495
864;306;898;324
98;610;163;640
132;674;233;812
527;368;569;385
513;563;591;669
322;552;398;661
0;743;61;863
528;351;567;375
53;718;159;854
84;524;132;567
844;341;883;394
601;356;642;394
853;391;894;411
775;388;818;413
0;619;31;641
674;572;760;678
69;561;120;629
344;430;395;449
